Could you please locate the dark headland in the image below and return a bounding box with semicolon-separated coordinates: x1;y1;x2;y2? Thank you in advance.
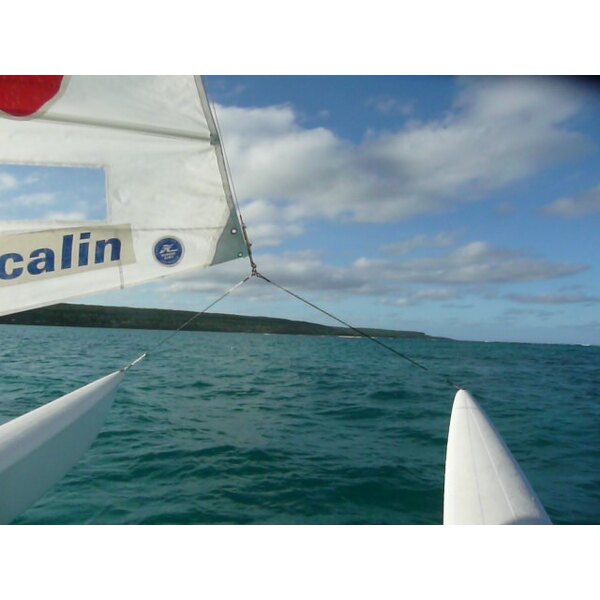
0;303;446;340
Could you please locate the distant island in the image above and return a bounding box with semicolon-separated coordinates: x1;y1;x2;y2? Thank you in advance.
0;303;445;340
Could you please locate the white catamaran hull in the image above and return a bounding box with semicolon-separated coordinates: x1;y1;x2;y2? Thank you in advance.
0;370;124;524
444;389;551;525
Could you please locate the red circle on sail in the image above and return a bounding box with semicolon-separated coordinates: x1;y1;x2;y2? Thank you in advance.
0;75;64;117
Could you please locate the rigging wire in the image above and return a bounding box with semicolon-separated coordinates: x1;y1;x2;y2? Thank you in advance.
132;274;252;363
129;267;460;391
253;271;461;391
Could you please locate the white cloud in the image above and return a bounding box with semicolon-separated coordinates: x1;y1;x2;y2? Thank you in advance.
160;241;587;303
502;307;560;321
221;104;350;221
495;201;516;215
0;192;57;214
367;96;414;116
394;288;459;306
381;230;459;255
0;172;19;192
542;184;600;217
508;292;600;304
351;242;585;286
207;78;247;100
0;170;41;194
217;77;591;225
241;199;304;248
43;210;88;221
12;192;56;207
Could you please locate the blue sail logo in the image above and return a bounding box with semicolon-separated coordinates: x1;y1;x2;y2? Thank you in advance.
153;237;184;266
0;225;135;285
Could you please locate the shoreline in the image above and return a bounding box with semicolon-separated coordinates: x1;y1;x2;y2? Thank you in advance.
0;302;447;340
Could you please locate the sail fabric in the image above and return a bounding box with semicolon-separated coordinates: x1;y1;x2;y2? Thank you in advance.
0;369;124;524
0;76;248;316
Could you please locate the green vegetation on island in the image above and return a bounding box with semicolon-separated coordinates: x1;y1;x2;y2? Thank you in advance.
0;303;444;340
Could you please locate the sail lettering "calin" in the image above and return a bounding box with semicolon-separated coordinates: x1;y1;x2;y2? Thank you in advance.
0;225;135;284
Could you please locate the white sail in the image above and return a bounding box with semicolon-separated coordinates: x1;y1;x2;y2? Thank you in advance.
0;76;248;316
0;76;248;523
0;370;125;524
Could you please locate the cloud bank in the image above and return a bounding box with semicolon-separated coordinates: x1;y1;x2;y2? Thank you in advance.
165;241;587;305
217;77;591;248
543;184;600;217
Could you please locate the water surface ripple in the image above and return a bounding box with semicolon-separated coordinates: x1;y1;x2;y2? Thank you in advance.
0;325;597;524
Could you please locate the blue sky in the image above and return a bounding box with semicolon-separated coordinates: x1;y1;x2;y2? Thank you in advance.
2;76;599;345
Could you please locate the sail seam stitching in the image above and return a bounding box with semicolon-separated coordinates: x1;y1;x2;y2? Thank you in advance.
33;114;213;142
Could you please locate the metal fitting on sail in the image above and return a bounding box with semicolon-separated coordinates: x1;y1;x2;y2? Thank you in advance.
209;132;220;146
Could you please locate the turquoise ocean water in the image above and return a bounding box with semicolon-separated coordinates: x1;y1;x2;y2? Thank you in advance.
1;324;598;525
